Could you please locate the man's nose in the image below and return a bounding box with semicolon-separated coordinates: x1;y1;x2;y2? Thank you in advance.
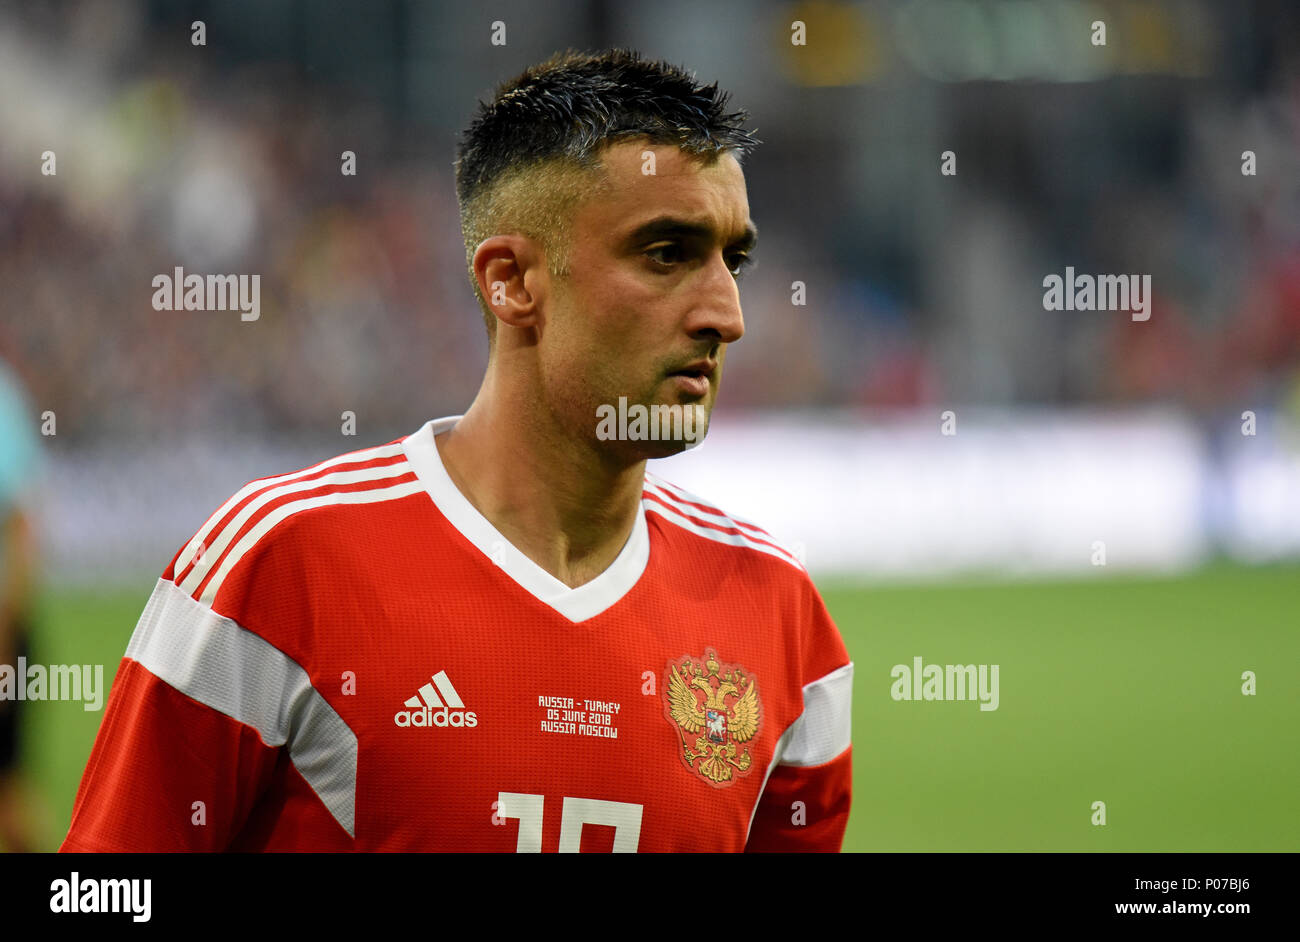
688;254;745;344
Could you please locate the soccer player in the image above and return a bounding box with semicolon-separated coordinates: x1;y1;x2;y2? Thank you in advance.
61;49;853;852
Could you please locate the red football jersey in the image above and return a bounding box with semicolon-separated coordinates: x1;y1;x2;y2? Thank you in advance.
61;416;854;852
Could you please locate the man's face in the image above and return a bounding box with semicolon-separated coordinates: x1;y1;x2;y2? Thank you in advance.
538;140;753;459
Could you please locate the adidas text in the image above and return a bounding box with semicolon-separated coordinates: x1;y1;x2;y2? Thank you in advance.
394;707;478;728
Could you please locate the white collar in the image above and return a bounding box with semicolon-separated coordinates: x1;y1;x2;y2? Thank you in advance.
401;417;650;623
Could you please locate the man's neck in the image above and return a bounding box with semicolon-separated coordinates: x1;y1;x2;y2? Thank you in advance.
434;392;646;590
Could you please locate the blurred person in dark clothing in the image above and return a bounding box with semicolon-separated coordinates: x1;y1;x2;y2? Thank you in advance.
0;359;40;851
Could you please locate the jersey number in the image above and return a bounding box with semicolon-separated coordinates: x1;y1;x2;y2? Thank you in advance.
496;792;643;852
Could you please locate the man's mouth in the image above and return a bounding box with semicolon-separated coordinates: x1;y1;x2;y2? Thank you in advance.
667;360;716;381
666;361;715;398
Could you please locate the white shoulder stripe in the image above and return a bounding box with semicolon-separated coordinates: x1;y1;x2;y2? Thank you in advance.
179;461;414;596
643;490;804;571
177;442;407;582
644;472;769;534
779;662;854;767
199;478;424;606
126;578;359;839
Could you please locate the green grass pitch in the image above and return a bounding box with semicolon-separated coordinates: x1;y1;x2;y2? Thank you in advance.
19;562;1299;851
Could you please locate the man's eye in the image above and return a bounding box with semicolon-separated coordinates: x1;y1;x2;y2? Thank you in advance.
646;243;684;266
727;253;754;278
645;243;753;278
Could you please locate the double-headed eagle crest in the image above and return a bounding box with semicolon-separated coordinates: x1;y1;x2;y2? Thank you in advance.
663;648;761;787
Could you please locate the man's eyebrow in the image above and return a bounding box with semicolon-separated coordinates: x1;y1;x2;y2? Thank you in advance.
623;216;758;251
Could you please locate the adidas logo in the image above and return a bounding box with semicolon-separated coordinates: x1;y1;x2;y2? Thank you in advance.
394;670;478;728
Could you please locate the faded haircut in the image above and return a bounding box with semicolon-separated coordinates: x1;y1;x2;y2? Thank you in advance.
454;48;759;337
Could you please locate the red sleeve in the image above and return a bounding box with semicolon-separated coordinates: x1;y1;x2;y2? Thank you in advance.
745;747;852;852
746;578;853;852
60;656;281;852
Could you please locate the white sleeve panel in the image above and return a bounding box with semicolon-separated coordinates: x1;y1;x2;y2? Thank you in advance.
123;578;358;838
779;662;854;767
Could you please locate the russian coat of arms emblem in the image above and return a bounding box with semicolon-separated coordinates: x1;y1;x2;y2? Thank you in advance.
663;648;761;787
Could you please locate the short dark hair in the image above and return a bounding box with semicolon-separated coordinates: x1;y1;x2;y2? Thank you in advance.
454;48;759;334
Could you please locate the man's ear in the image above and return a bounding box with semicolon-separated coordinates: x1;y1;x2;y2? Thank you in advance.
473;235;545;331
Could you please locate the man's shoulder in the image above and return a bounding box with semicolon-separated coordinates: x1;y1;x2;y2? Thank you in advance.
641;469;807;577
164;433;427;605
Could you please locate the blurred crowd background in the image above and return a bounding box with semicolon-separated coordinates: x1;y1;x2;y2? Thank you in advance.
2;0;1299;449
